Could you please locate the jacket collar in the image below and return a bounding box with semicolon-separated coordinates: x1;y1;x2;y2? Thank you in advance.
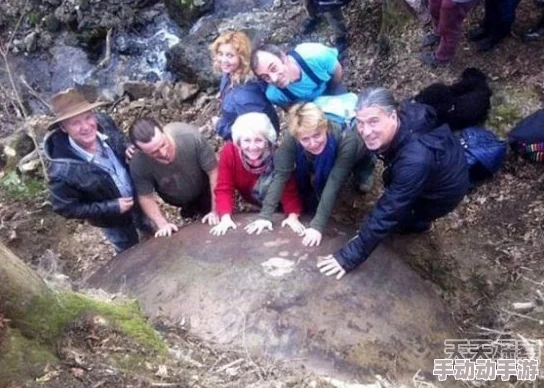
44;127;109;164
379;121;409;161
68;132;109;162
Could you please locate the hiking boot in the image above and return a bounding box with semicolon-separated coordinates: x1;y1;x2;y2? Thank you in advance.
335;37;348;56
422;33;440;48
419;51;449;67
476;37;499;52
301;18;319;35
395;221;434;235
468;26;488;42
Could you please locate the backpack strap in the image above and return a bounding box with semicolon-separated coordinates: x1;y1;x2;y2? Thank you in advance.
277;86;298;102
287;49;324;85
277;49;326;103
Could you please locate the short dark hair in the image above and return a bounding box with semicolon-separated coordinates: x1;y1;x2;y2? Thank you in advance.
250;43;284;74
129;118;163;145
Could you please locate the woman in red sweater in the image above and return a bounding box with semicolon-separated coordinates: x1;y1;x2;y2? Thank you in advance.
210;112;304;236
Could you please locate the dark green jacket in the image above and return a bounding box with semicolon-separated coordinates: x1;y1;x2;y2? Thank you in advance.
259;122;366;231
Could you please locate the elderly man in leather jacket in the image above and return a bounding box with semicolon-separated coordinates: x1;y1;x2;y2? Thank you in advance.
318;88;469;279
44;88;150;253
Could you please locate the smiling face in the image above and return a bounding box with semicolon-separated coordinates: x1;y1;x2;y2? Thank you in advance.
239;133;268;162
355;106;399;151
253;50;291;88
215;43;241;75
60;110;98;152
296;127;328;156
135;127;176;164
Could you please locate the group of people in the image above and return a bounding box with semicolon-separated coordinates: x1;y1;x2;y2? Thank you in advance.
44;28;471;279
423;0;544;66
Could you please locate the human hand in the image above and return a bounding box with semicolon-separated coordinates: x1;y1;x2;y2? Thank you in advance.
210;214;237;236
202;211;219;225
301;228;322;247
125;145;136;161
281;213;305;235
118;197;134;214
317;255;346;280
154;223;178;238
244;219;273;235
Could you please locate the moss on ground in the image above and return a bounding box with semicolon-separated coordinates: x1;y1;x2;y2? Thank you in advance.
0;327;57;382
20;291;167;354
1;291;167;384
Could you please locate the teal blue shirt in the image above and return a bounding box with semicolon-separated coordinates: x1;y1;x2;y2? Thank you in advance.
265;43;339;107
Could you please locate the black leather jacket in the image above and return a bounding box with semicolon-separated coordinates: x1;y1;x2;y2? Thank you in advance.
44;112;133;228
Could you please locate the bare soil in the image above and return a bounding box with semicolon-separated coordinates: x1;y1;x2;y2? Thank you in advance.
1;0;544;387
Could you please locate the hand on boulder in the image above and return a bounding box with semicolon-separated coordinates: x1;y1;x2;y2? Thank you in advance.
155;223;178;238
281;213;305;235
301;228;322;247
202;211;219;225
210;214;237;236
317;255;346;280
244;219;273;235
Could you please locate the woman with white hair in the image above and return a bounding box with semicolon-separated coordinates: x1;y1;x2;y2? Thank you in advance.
246;102;374;247
210;112;304;236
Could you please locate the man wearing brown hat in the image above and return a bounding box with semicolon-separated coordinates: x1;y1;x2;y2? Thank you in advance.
44;88;150;253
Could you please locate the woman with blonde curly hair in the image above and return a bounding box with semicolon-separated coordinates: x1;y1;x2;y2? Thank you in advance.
246;102;375;247
210;30;279;141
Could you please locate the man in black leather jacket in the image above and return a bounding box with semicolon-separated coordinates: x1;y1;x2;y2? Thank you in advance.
44;88;150;253
318;87;469;279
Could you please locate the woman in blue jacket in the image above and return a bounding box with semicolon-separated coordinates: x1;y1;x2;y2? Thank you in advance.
210;31;280;141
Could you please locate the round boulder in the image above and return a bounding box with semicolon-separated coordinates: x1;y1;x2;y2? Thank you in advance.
88;214;456;384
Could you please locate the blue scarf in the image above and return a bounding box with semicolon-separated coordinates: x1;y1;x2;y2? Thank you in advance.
295;132;337;208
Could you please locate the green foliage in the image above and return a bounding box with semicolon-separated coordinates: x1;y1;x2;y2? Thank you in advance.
21;291;167;355
179;0;194;10
27;10;41;26
0;170;45;200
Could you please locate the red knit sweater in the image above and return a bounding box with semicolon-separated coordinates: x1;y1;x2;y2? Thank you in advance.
215;143;302;216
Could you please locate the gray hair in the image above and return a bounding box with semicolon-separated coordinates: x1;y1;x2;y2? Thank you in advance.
231;112;277;145
250;43;284;74
355;87;398;115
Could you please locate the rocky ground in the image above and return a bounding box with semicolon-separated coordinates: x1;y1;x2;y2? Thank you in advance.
1;0;544;387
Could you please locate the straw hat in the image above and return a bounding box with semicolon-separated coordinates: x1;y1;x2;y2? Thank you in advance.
47;88;108;130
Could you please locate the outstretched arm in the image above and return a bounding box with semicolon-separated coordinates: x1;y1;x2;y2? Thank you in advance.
138;194;177;238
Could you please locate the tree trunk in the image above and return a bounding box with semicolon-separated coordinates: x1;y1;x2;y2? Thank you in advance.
0;242;166;385
0;243;57;384
0;242;54;334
